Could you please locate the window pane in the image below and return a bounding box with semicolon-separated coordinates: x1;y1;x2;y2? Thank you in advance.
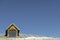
9;30;16;37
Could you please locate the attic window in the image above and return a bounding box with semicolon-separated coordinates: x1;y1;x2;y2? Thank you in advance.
9;30;16;37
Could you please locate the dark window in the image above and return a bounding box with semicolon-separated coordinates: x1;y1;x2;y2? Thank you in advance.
9;30;16;37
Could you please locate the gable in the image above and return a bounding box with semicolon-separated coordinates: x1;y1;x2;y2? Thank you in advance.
6;24;19;31
9;25;17;30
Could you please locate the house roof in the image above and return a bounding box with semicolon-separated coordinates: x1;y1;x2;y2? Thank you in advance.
0;34;59;39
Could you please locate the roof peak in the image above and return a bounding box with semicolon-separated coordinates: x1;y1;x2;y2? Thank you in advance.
6;23;20;30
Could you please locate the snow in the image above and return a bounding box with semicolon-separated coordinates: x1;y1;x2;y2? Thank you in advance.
0;37;60;40
0;34;60;40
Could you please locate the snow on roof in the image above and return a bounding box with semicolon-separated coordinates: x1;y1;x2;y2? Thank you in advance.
0;34;60;40
0;34;59;38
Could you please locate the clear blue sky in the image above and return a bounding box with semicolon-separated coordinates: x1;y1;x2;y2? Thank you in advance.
0;0;60;37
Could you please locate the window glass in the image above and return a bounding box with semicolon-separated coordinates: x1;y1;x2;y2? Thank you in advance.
9;30;16;37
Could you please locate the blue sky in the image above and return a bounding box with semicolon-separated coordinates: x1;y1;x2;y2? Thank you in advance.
0;0;60;37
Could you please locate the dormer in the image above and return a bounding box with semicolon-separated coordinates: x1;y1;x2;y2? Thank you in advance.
5;24;20;37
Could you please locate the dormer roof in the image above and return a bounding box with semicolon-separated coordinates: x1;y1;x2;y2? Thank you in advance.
6;23;20;31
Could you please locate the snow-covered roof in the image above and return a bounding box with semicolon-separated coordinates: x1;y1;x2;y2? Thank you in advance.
0;34;60;40
0;23;60;40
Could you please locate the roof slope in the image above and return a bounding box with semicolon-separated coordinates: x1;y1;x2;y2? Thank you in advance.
0;34;60;40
